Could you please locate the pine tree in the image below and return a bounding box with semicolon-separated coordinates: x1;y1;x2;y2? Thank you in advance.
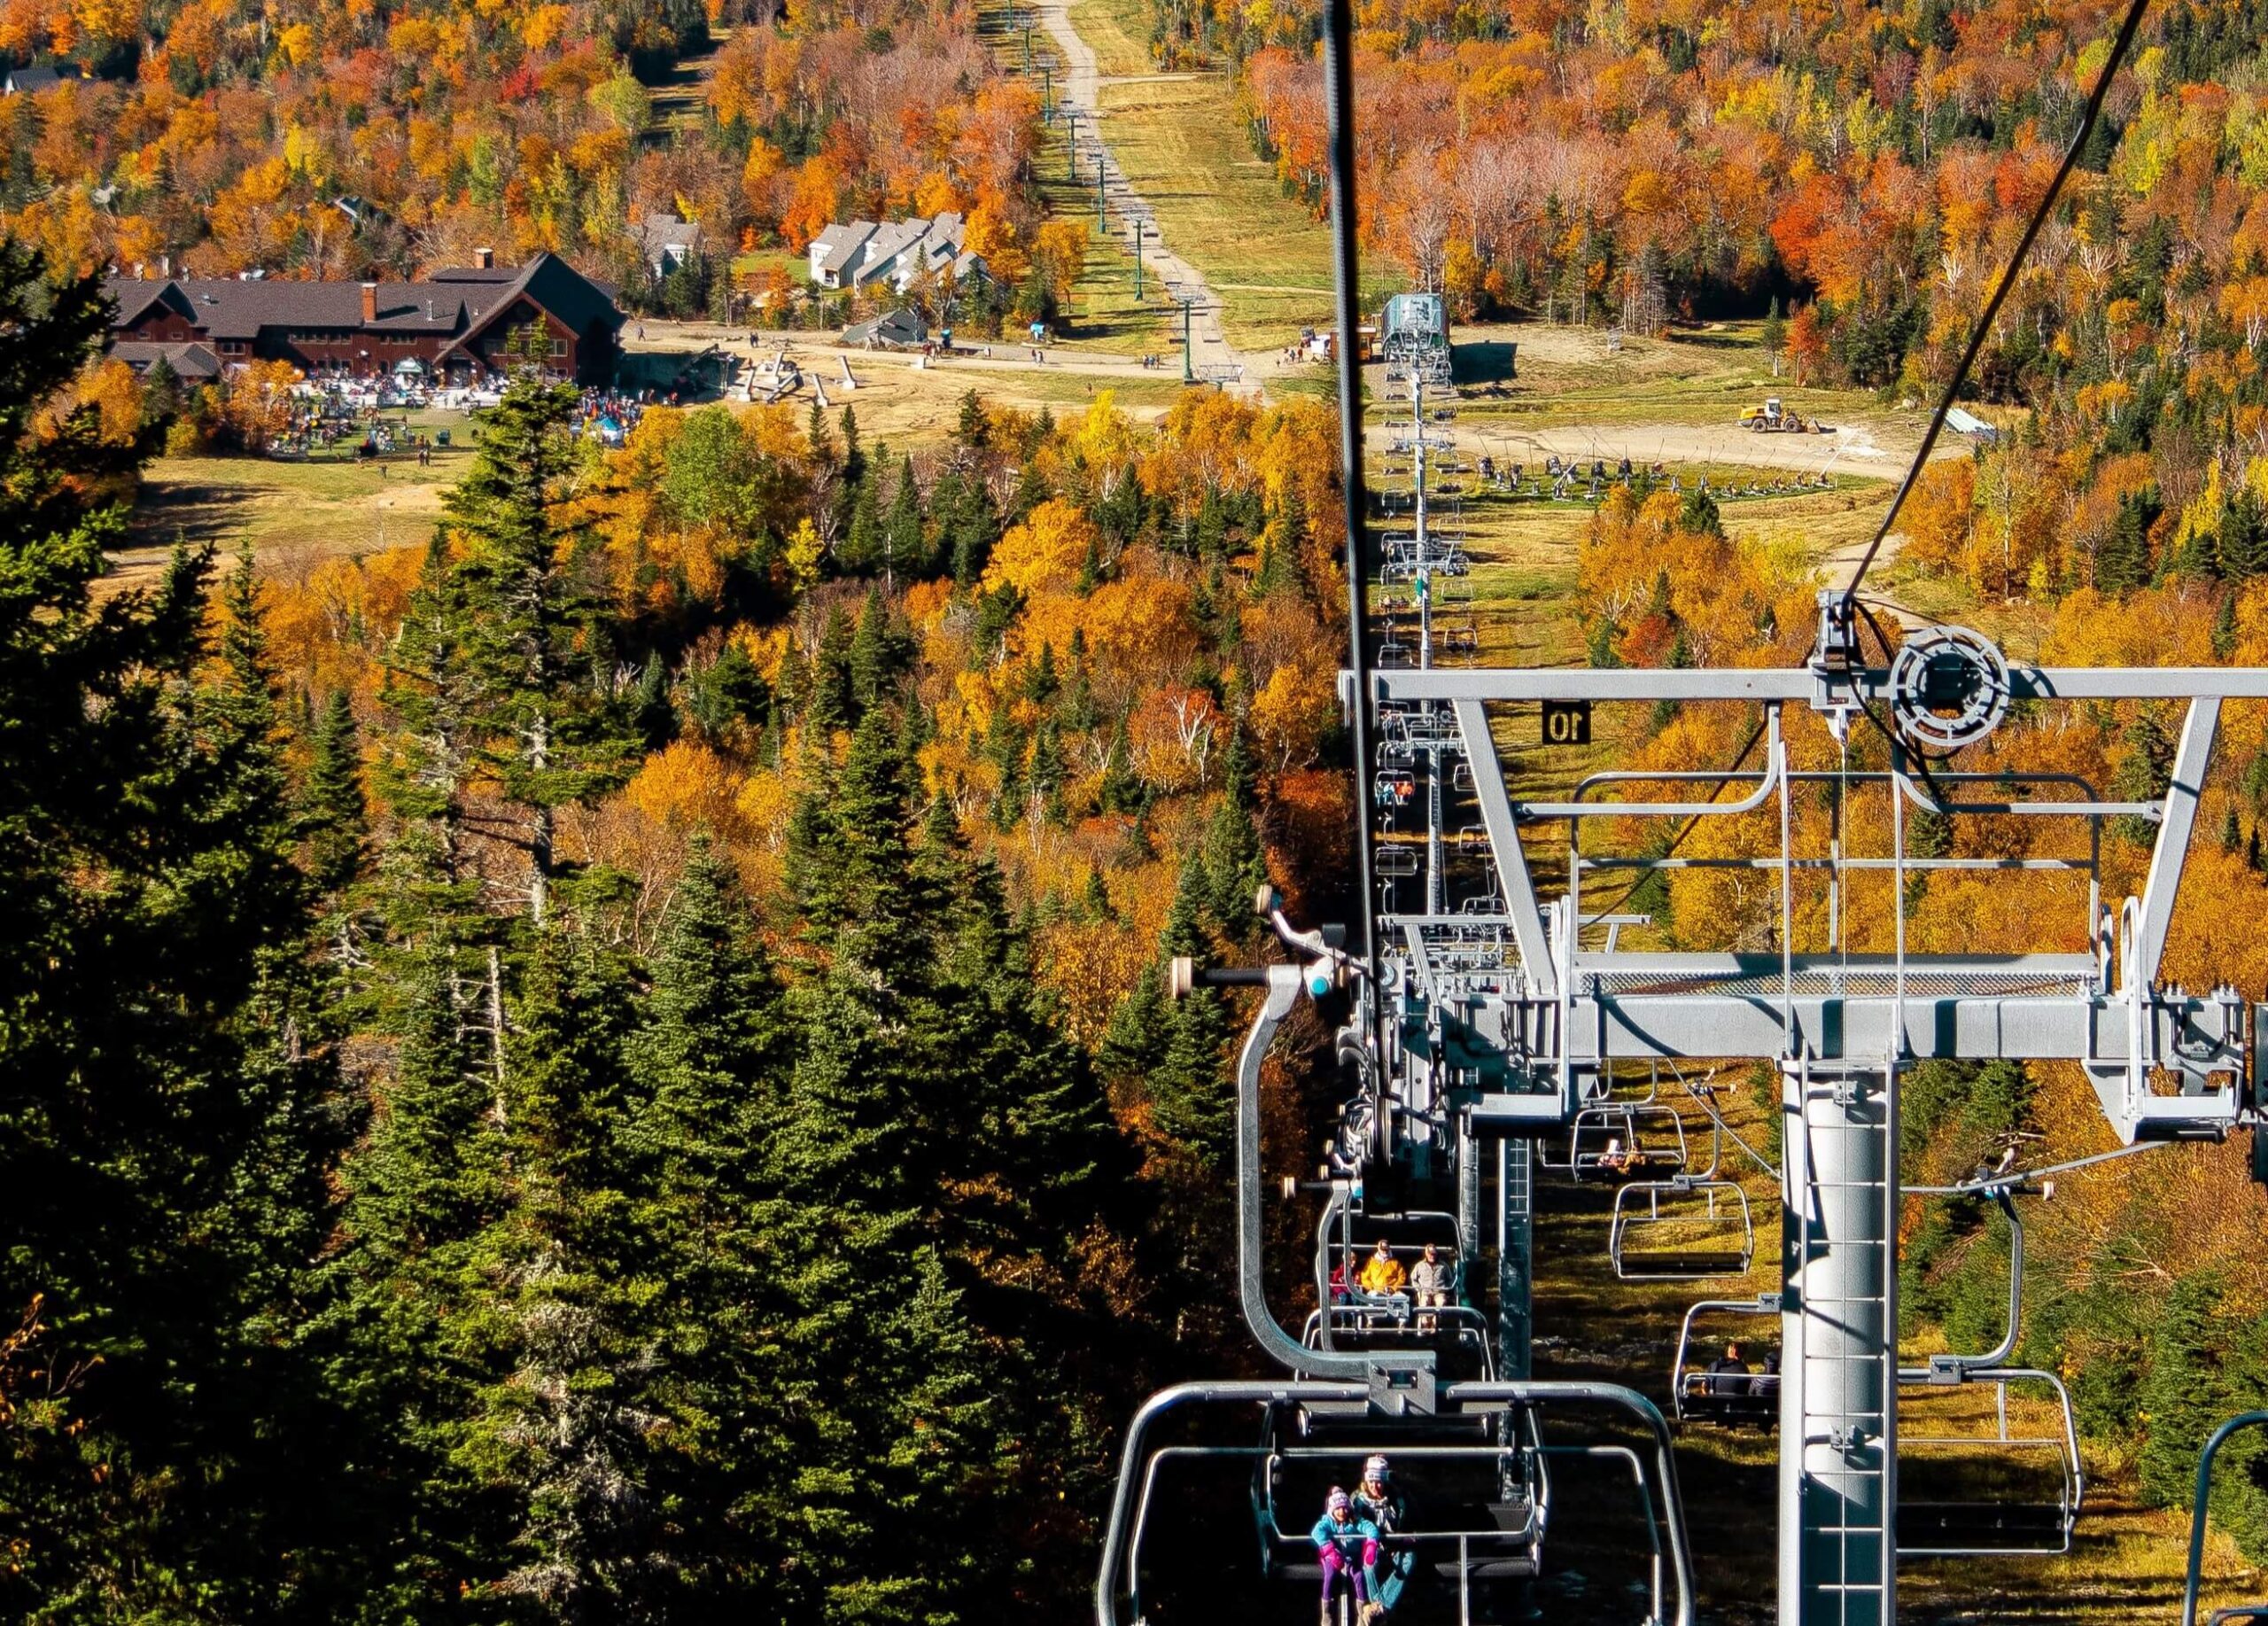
464;925;672;1621
955;386;990;451
445;375;641;922
1150;853;1236;1166
2221;487;2268;581
1199;725;1268;932
884;455;927;583
0;247;345;1619
303;689;370;899
840;474;884;574
951;473;1002;585
807;599;856;733
2096;486;2158;595
848;583;909;710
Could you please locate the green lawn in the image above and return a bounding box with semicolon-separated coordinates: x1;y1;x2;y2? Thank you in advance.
1067;0;1153;75
119;412;477;587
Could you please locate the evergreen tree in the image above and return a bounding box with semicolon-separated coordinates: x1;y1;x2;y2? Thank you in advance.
2097;486;2159;594
1200;727;1268;932
955;387;990;451
2221;487;2268;581
840;475;884;574
884;455;927;583
445;376;641;922
951;474;1002;585
1150;854;1236;1166
808;599;857;733
0;245;342;1621
848;583;911;709
303;689;369;899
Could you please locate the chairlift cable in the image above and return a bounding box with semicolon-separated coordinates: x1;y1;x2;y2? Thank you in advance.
1324;0;1378;984
1671;1063;1781;1184
1838;0;2153;611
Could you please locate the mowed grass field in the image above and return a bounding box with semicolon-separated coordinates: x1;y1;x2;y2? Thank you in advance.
118;424;472;590
1054;0;1394;354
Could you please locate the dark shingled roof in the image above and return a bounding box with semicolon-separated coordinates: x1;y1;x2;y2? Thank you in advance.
101;253;624;350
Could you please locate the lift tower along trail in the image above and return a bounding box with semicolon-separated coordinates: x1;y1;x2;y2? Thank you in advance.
1353;590;2264;1625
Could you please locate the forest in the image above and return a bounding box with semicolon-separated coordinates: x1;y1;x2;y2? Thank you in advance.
0;238;1356;1620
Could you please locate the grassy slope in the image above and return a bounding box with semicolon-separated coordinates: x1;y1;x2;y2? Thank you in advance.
119;418;470;588
1062;0;1395;352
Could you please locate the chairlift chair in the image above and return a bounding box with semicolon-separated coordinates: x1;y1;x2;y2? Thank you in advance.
1375;844;1421;879
1610;1178;1754;1280
1610;1111;1755;1279
1895;1369;2083;1556
1670;1295;1782;1428
1894;1186;2085;1558
1538;1101;1689;1180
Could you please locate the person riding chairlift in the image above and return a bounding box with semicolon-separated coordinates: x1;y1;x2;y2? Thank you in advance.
1355;1455;1411;1614
1707;1342;1752;1396
1356;1239;1407;1305
1310;1488;1382;1625
1407;1243;1450;1334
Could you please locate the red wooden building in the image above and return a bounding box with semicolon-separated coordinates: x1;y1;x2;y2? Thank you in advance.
103;252;624;386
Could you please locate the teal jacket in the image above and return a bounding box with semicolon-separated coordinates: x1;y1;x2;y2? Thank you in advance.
1310;1511;1379;1561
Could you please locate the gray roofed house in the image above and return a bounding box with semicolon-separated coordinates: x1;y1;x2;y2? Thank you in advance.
4;64;83;96
809;221;878;289
636;213;705;278
807;212;988;296
108;341;222;382
840;309;928;350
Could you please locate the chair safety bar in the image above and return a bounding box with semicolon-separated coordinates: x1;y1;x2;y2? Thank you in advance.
2182;1411;2268;1624
1094;1381;1696;1626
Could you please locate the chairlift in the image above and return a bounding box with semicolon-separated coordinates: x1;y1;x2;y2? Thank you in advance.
1610;1179;1753;1280
1896;1370;2082;1556
1609;1113;1756;1280
1894;1186;2084;1558
1671;1295;1782;1428
1537;1099;1689;1180
1451;761;1476;793
1376;844;1421;878
2182;1412;2268;1624
1377;639;1416;670
1250;1407;1550;1614
1372;768;1416;808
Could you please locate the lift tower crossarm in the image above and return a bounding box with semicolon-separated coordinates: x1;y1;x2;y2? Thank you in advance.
1369;667;2268;703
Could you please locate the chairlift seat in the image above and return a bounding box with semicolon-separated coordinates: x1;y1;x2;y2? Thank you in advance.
1897;1500;2068;1552
1680;1389;1778;1428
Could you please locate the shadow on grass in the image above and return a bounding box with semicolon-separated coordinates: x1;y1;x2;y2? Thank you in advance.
124;480;259;551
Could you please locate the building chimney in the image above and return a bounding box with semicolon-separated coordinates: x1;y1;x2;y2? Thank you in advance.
361;282;377;323
474;246;493;269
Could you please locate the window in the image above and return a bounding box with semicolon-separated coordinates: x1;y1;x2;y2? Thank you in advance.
218;339;245;355
549;338;567;358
